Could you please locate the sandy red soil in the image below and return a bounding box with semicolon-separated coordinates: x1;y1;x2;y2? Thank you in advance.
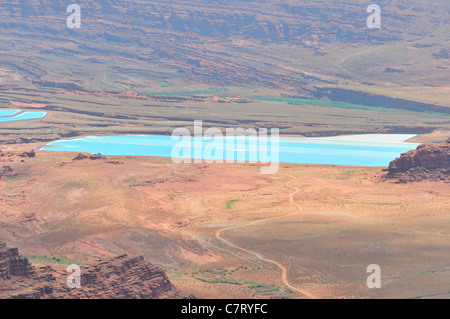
0;147;449;298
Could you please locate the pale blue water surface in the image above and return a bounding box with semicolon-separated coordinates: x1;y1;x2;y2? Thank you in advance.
0;110;47;123
41;134;420;167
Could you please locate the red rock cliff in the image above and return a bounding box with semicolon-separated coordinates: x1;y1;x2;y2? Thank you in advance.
0;243;192;299
0;242;36;280
385;138;450;183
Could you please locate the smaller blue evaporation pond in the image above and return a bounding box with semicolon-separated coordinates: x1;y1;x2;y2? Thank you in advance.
0;110;21;117
41;134;420;167
0;109;47;123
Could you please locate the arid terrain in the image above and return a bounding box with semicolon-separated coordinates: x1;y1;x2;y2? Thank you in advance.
0;139;449;299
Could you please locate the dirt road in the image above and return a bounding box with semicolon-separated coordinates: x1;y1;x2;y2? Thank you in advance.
215;174;317;299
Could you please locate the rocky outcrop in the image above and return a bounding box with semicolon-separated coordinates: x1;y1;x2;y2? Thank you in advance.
72;153;88;161
57;255;185;299
72;153;105;161
433;49;450;60
0;243;192;299
0;165;15;178
0;243;35;280
19;150;36;158
384;138;450;183
88;154;104;160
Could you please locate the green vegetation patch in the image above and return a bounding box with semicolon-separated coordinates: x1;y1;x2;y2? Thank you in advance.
146;87;228;97
25;255;88;265
247;282;294;296
226;199;240;210
190;266;295;296
157;79;173;88
248;96;400;113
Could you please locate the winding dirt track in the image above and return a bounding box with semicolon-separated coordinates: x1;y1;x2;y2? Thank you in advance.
215;174;317;299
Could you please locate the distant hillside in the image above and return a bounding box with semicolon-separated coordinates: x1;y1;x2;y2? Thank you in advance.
0;0;448;89
1;0;448;44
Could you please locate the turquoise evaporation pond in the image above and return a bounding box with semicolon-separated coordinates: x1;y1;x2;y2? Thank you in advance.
0;110;20;117
0;111;47;123
41;135;420;167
